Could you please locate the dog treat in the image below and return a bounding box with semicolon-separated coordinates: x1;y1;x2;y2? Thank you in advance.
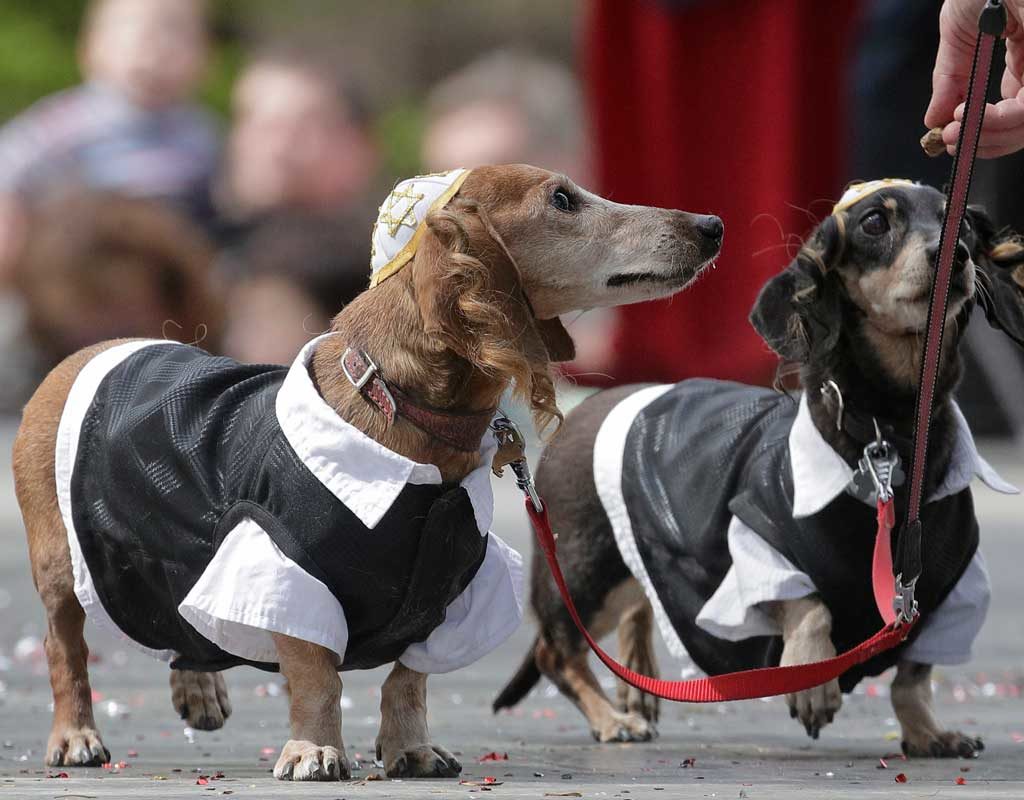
921;127;947;157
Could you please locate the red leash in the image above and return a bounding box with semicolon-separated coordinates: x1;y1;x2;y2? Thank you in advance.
503;0;1004;703
524;497;908;702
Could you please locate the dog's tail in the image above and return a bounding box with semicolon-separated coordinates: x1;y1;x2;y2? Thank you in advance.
492;638;541;713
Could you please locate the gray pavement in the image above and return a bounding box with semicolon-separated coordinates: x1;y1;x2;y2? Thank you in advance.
1;419;1023;799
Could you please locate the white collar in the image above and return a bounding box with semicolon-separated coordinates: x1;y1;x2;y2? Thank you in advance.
790;392;1018;518
275;334;497;533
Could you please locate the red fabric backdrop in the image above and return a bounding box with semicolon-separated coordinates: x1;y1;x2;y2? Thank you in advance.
585;0;860;386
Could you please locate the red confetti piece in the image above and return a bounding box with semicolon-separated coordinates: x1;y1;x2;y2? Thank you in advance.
127;749;139;757
1012;732;1024;743
956;776;967;785
102;762;112;770
484;776;498;784
479;752;509;762
877;758;888;769
260;746;276;755
895;773;908;783
681;757;697;768
196;776;209;785
50;772;69;779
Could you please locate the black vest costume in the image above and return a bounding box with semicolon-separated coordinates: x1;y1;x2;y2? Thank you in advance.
69;343;488;672
618;379;979;692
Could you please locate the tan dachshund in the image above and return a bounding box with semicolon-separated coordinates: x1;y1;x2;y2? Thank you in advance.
12;164;723;781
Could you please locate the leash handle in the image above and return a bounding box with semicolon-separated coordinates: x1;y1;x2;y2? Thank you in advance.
525;497;914;703
900;1;1004;584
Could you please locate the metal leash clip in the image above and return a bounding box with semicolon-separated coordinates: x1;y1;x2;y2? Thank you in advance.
853;419;904;505
490;415;543;512
893;574;919;626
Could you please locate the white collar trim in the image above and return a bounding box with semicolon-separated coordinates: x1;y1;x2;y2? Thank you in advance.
789;392;1017;518
275;334;497;533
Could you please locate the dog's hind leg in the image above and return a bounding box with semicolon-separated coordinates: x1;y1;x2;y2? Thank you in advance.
536;635;656;743
892;661;983;758
39;585;109;767
375;662;461;778
170;670;232;731
14;346;119;768
271;634;349;781
616;599;659;723
535;578;657;743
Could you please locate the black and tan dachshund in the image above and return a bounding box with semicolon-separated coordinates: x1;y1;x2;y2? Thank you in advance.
495;180;1024;756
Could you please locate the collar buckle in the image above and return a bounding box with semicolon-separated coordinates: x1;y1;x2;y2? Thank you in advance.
342;348;379;391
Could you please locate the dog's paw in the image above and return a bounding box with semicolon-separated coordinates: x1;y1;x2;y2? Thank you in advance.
170;670;232;731
46;726;110;767
592;711;657;743
378;742;461;778
617;678;660;723
902;730;984;759
786;678;842;740
273;740;349;781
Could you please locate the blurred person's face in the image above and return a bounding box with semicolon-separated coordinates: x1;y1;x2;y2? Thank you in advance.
81;0;208;109
422;102;588;182
228;63;376;214
422;103;529;172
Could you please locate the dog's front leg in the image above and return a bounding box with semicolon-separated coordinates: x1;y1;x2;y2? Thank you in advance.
271;633;349;781
375;662;461;778
767;596;842;739
892;660;983;758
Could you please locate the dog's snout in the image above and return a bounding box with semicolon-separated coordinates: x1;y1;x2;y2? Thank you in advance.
696;215;724;242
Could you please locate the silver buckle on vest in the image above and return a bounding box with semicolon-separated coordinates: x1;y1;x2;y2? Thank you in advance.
893;574;919;626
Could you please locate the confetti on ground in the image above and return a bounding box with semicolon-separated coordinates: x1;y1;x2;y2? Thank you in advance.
196;776;209;785
680;757;696;768
895;773;908;783
544;793;582;798
956;776;968;785
877;758;888;769
479;751;509;762
461;778;503;787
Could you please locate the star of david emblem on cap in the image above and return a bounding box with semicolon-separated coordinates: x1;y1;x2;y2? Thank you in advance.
379;185;426;238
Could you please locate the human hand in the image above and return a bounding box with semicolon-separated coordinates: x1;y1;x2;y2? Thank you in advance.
924;0;1024;157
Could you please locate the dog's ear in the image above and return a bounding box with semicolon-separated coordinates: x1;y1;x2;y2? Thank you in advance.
749;215;844;364
412;197;563;433
534;318;576;363
968;205;1024;348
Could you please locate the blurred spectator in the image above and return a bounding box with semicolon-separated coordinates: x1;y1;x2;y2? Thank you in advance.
423;51;610;376
8;191;222;396
422;50;590;181
219;47;378;223
0;0;217;280
218;213;369;364
212;47;379;364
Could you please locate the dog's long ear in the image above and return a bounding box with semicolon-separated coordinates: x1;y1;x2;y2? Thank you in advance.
412;197;563;433
749;215;844;364
967;206;1024;349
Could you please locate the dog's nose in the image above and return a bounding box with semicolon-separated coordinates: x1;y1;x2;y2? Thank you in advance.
696;215;724;242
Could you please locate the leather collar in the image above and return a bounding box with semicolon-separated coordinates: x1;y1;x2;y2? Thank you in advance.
341;347;495;453
841;406;915;458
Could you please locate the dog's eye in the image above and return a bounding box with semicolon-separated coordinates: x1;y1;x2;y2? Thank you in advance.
551;188;574;212
860;211;889;236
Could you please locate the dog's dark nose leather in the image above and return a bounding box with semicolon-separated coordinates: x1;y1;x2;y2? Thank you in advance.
696;214;724;241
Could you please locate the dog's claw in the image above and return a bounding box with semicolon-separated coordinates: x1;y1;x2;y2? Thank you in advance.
45;727;110;767
273;740;349;781
383;745;461;778
902;731;984;759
